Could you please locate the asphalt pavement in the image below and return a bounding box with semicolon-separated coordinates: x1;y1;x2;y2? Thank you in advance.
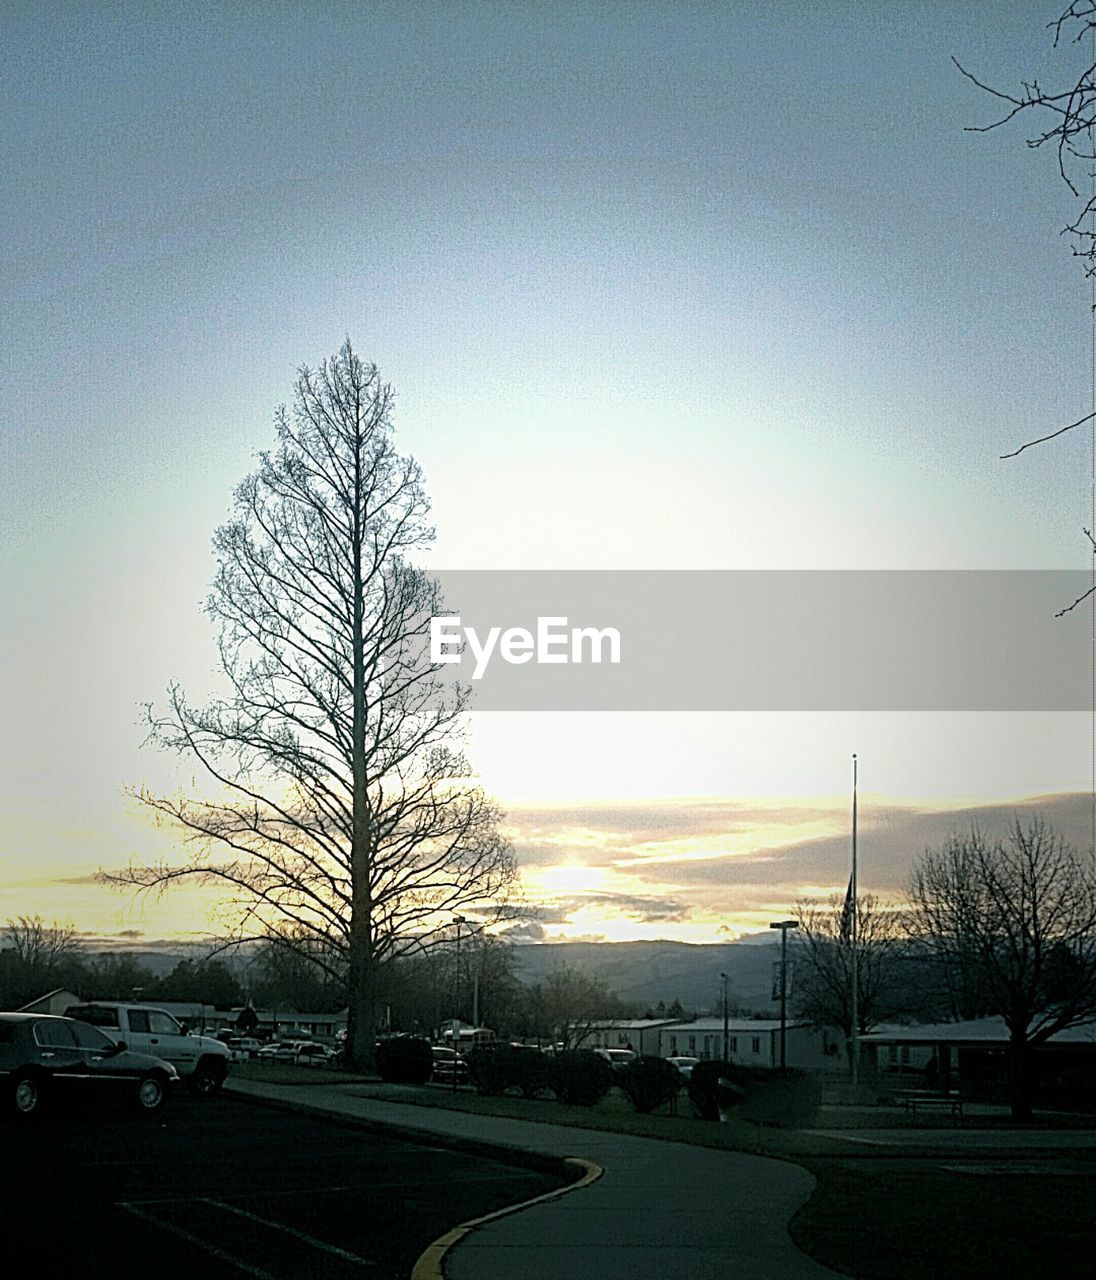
227;1078;847;1280
1;1092;565;1280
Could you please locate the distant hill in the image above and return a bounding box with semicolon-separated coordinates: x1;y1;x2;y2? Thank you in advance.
73;936;783;1014
511;940;781;1014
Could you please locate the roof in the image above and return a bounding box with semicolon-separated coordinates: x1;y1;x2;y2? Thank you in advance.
17;987;81;1012
863;1018;1096;1047
663;1018;808;1034
581;1019;682;1030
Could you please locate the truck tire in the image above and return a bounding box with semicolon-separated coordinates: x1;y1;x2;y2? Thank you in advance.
188;1058;226;1097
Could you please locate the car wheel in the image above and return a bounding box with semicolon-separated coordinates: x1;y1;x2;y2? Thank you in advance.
188;1062;225;1097
12;1072;45;1118
134;1073;167;1113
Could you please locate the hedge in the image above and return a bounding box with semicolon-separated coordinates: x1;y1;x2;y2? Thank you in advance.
546;1049;613;1106
617;1055;681;1114
375;1035;433;1085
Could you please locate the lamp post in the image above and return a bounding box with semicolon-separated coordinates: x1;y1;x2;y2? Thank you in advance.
452;915;467;1093
769;920;799;1070
720;972;729;1062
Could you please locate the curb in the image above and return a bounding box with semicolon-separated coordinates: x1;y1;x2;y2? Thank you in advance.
410;1157;604;1280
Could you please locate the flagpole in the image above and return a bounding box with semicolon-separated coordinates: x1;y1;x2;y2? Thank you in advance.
850;753;859;1092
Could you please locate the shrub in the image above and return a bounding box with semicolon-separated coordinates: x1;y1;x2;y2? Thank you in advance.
618;1055;681;1114
687;1059;738;1121
465;1045;512;1096
375;1035;433;1085
546;1049;613;1106
735;1068;821;1128
511;1045;552;1098
687;1060;820;1128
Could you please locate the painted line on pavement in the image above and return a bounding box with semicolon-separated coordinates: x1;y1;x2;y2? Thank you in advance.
118;1203;277;1280
410;1156;604;1280
201;1198;375;1266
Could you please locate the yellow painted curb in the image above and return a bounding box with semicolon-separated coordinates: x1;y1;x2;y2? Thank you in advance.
410;1156;603;1280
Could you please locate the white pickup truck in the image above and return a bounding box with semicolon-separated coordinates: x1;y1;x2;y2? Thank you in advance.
64;1002;230;1096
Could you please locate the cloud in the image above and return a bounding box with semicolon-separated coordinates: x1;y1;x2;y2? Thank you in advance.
498;921;547;941
503;792;1096;931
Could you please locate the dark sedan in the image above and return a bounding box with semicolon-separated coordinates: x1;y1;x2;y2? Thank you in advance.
0;1013;179;1118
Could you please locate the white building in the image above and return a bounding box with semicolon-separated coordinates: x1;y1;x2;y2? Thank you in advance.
657;1018;840;1071
574;1019;681;1055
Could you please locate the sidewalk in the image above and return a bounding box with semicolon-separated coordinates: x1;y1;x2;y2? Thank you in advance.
226;1079;845;1280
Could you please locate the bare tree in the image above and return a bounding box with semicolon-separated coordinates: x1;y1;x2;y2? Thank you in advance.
114;342;518;1067
792;894;910;1053
4;915;84;971
956;4;1096;277
520;963;630;1048
908;818;1096;1119
956;4;1096;612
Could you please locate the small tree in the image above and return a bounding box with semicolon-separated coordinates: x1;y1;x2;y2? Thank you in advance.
0;916;88;1008
792;893;910;1055
4;915;84;974
519;963;628;1048
909;819;1096;1120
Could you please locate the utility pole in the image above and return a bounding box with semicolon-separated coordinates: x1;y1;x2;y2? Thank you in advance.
769;920;798;1070
849;753;860;1091
720;972;730;1062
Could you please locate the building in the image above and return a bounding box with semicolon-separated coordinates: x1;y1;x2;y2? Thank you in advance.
657;1018;840;1071
17;988;82;1015
862;1017;1096;1102
574;1019;680;1055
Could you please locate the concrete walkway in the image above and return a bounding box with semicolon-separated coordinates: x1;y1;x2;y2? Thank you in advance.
226;1079;845;1279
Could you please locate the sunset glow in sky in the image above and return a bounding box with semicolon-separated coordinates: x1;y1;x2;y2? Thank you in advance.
2;3;1094;947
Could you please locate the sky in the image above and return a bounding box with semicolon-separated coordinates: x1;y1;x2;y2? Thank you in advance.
2;1;1095;947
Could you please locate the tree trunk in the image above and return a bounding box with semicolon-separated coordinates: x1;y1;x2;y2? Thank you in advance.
348;398;375;1074
1008;1036;1035;1122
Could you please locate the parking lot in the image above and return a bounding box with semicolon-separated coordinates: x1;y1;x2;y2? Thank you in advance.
1;1092;567;1279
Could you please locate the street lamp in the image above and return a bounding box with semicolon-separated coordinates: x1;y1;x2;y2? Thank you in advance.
452;915;467;1092
720;972;729;1062
769;920;799;1070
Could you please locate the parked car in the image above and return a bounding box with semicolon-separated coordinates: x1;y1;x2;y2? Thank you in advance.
64;1002;230;1097
260;1041;299;1063
1;1013;179;1118
665;1055;700;1081
294;1042;335;1066
222;1036;262;1063
592;1047;637;1071
430;1045;468;1084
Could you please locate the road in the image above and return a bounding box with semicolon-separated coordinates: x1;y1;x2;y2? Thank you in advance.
1;1091;566;1279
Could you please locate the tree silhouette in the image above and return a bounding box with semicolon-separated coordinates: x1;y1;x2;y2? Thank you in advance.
114;342;517;1067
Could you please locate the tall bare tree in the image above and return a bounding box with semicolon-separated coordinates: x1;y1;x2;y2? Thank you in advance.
792;894;910;1053
909;818;1096;1119
116;342;518;1067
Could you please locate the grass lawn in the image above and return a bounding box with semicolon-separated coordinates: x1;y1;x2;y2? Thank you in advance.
317;1078;1096;1279
790;1159;1096;1280
231;1060;374;1086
